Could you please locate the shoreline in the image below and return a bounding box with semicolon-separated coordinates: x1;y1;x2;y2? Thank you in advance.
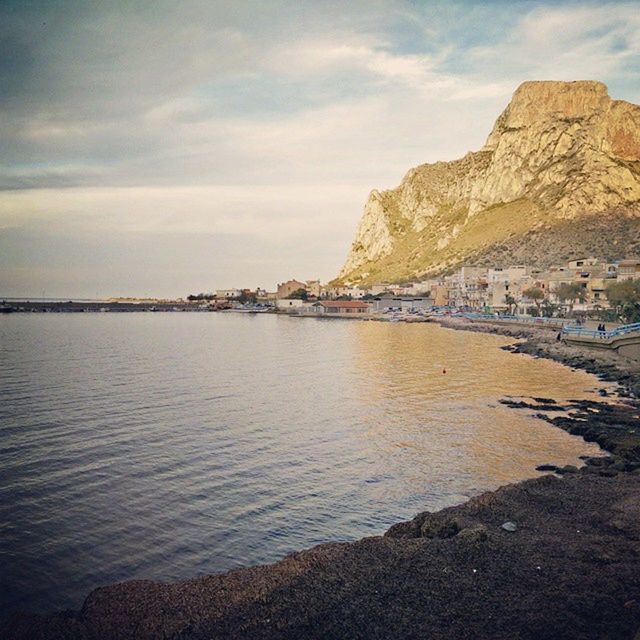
4;319;640;639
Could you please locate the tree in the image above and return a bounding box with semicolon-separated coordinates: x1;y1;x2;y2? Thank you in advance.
504;294;517;315
556;283;586;316
187;292;214;301
288;288;308;300
606;280;640;323
522;287;545;314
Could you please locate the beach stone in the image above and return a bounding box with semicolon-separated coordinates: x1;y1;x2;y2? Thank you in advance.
420;516;490;540
385;511;430;539
599;468;619;478
556;465;579;475
581;465;600;475
585;457;612;467
457;524;488;544
536;464;558;472
611;459;628;472
501;522;518;532
421;518;461;539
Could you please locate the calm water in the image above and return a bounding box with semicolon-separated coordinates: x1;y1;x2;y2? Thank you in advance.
0;313;605;620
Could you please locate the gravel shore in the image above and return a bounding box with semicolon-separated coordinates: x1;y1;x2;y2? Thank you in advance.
5;317;640;640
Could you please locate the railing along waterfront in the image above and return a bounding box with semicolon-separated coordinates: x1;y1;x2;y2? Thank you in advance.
459;312;566;328
561;322;640;340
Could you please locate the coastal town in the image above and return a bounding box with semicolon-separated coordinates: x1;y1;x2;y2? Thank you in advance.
6;256;640;321
197;256;640;319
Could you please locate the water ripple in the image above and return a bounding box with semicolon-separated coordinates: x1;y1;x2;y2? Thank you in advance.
0;313;606;621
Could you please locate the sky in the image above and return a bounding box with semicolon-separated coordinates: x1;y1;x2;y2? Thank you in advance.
1;1;639;298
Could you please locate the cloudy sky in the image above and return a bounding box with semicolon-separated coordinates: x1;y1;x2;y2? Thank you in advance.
1;0;639;298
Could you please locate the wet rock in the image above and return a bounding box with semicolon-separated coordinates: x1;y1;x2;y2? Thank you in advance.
611;459;628;472
536;464;559;472
583;429;600;443
500;397;567;412
499;399;531;409
581;465;601;475
385;512;430;539
599;468;619;478
556;465;579;475
585;456;613;467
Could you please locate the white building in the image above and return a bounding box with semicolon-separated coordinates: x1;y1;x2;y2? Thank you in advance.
275;299;310;312
216;289;243;299
345;287;368;299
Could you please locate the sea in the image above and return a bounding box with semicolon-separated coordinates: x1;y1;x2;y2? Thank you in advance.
0;313;606;621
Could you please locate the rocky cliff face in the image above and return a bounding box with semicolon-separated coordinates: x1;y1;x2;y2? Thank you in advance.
338;81;640;285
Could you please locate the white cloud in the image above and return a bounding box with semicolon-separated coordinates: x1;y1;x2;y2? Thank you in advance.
468;4;640;98
264;37;446;89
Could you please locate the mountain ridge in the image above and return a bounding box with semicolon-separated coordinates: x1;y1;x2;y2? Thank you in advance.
337;80;640;285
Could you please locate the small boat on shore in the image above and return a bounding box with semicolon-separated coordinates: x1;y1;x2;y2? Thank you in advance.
230;304;272;313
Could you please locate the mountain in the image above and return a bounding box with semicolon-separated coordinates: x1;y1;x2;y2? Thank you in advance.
337;81;640;285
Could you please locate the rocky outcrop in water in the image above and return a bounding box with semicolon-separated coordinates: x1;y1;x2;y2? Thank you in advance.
338;81;640;285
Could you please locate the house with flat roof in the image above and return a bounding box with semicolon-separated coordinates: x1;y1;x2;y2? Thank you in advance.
305;280;321;298
568;258;600;270
275;298;309;312
618;259;640;281
277;279;307;299
216;289;243;299
312;300;371;314
372;296;434;312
